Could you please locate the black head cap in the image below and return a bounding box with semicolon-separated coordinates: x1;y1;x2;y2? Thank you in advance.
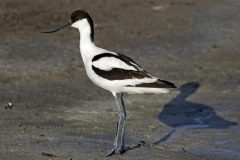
71;10;92;23
70;10;94;41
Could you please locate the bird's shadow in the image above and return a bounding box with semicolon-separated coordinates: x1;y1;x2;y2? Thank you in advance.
154;82;237;144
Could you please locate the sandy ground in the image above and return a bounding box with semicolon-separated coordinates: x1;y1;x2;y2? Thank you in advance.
0;0;239;159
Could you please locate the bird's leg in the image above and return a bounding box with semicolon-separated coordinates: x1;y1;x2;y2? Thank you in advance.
106;93;127;156
119;93;127;153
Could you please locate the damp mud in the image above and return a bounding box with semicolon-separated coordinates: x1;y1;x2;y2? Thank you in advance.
0;0;239;159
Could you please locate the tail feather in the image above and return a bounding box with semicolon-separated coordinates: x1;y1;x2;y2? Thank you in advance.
158;79;177;88
135;79;177;89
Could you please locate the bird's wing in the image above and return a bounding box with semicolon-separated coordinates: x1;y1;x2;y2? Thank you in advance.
92;52;153;80
91;52;177;88
116;53;143;71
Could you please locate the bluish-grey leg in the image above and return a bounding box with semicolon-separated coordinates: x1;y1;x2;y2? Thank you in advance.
119;93;126;153
106;93;126;156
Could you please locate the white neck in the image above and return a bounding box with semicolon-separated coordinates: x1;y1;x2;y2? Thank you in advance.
72;19;96;64
79;28;95;52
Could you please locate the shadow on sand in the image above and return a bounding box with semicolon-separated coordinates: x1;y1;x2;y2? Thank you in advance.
154;82;237;144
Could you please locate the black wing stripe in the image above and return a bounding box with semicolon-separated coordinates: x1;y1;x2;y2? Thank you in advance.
158;79;177;88
92;53;117;62
92;53;141;71
92;65;151;80
134;79;177;88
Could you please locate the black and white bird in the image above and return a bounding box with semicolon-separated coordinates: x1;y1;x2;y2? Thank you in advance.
42;10;177;156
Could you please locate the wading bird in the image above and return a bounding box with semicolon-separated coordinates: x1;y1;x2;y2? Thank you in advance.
42;10;176;156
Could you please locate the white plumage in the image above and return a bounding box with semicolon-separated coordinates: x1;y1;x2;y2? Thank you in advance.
92;56;136;71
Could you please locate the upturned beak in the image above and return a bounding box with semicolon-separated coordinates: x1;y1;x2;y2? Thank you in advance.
41;22;72;33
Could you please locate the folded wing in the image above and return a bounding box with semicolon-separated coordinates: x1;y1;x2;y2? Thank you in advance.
92;52;176;89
